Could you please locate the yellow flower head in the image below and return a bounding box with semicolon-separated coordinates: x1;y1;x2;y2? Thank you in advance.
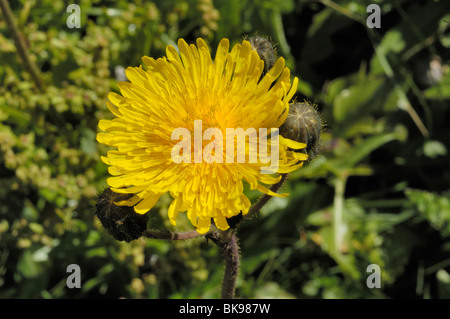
97;38;307;234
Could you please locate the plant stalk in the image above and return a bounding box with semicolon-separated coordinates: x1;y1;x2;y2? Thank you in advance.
333;175;347;256
0;0;46;93
142;229;203;240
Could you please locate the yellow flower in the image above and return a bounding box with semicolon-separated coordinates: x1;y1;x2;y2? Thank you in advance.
97;38;307;234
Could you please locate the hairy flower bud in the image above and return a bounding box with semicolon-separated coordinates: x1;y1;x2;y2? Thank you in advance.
95;188;149;242
247;35;277;76
280;102;323;161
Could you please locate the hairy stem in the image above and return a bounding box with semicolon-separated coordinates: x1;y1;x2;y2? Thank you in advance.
221;231;240;299
143;227;241;299
142;229;203;240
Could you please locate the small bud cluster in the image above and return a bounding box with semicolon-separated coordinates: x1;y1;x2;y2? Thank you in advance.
247;36;323;162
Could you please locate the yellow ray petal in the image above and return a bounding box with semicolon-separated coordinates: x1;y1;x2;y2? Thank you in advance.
197;217;211;234
114;194;141;206
134;194;161;214
213;213;230;231
256;183;289;198
168;196;181;225
279;135;307;150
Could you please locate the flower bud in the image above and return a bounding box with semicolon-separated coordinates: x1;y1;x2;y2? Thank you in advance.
247;35;277;76
95;188;149;242
279;102;323;161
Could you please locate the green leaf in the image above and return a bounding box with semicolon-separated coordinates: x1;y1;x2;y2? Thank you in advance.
370;30;406;76
438;14;450;48
334;130;401;171
254;282;296;299
17;250;40;279
297;79;313;97
82;264;114;293
333;77;397;125
406;189;450;237
424;69;450;99
317;225;361;280
80;128;97;155
0;102;31;127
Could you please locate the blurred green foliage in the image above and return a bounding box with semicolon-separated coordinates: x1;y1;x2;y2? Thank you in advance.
1;0;450;299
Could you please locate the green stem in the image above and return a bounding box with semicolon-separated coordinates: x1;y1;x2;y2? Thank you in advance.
333;174;347;256
0;0;46;93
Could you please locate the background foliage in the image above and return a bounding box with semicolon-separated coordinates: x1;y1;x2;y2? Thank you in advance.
1;0;450;299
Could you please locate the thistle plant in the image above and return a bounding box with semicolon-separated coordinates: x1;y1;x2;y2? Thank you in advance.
95;35;322;299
